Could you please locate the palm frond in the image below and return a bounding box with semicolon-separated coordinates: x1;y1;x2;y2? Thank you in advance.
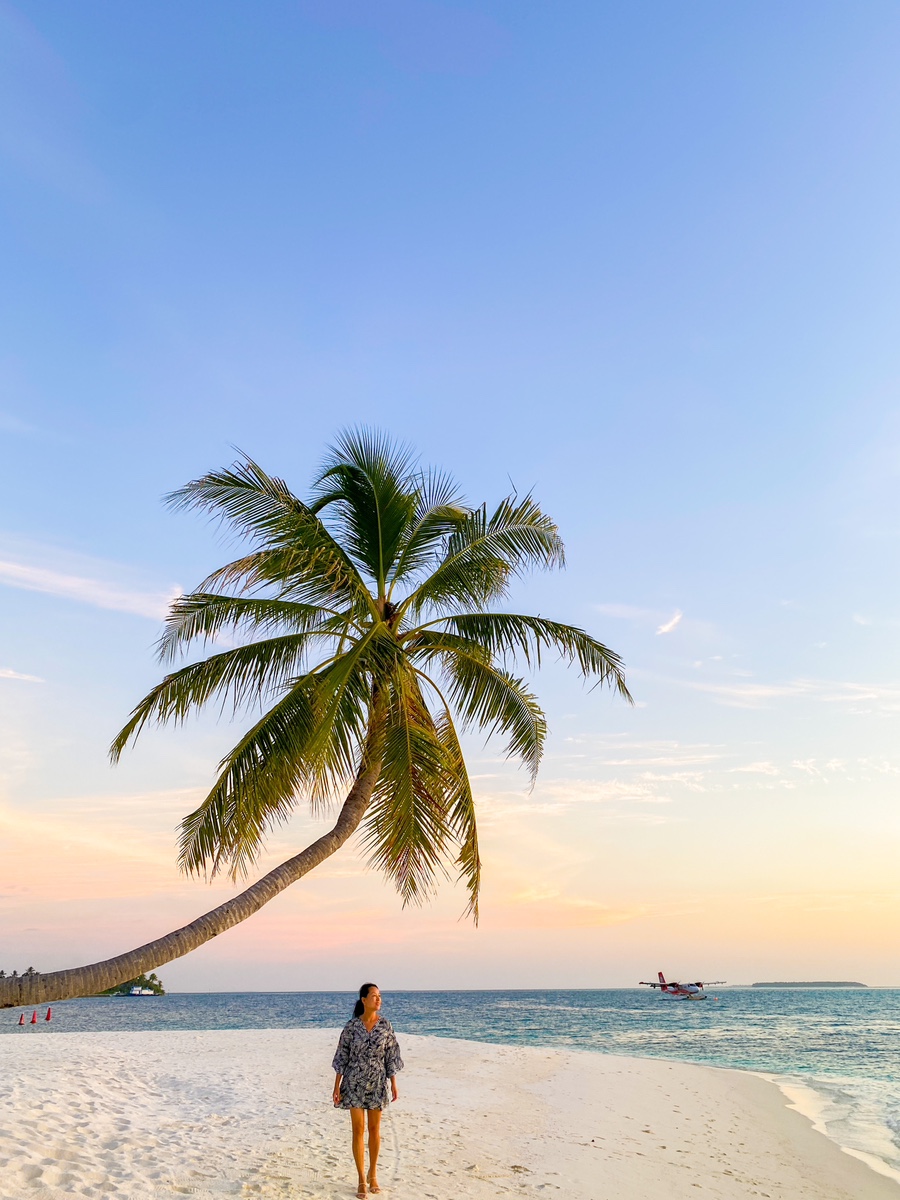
387;467;469;591
169;455;376;615
295;627;395;808
158;593;354;663
110;635;320;760
312;428;421;595
179;631;387;877
436;613;632;699
167;454;305;542
411;634;547;780
427;687;481;921
402;494;565;618
360;664;455;906
178;678;320;878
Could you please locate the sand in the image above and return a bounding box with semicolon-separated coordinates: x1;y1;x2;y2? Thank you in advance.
0;1027;897;1200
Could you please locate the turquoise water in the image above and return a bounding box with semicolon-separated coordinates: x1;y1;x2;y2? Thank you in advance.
6;988;899;1177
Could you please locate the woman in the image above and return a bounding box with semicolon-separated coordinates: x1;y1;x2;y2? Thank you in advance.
332;983;404;1198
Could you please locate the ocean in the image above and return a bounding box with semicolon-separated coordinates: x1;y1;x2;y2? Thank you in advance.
5;987;899;1180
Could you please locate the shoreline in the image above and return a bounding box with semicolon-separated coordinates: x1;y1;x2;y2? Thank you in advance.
763;1073;900;1186
1;1028;897;1199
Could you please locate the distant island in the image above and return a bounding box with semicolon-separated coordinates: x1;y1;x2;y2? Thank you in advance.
99;972;166;996
751;981;867;988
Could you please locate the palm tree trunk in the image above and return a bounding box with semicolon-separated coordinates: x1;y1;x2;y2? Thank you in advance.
0;745;383;1010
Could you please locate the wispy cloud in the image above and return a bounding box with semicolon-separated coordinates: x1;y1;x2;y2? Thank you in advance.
0;558;179;620
687;679;811;707
685;676;900;712
638;769;707;789
791;758;847;778
597;602;713;639
541;778;673;808
593;746;722;769
656;609;683;635
475;776;682;824
0;667;42;683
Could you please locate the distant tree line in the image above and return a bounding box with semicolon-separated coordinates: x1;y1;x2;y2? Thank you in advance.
0;967;40;979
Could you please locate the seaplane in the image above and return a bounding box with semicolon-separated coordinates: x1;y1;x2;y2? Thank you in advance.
639;972;725;1000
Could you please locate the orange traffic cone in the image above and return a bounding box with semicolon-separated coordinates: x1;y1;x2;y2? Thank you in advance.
17;1014;24;1026
30;1010;37;1024
45;1007;52;1022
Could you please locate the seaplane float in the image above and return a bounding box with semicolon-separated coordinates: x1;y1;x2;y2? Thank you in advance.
639;972;725;1000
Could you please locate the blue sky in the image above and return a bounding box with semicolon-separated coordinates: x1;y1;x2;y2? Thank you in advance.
2;1;900;988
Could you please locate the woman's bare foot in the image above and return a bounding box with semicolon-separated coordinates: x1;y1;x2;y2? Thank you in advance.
356;1184;368;1198
368;1174;381;1193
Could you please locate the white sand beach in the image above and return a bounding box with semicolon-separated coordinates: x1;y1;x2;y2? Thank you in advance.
0;1027;897;1200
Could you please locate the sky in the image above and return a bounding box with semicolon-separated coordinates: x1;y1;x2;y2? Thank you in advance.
2;0;900;990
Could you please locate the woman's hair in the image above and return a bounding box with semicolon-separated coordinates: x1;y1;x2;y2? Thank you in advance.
353;982;378;1018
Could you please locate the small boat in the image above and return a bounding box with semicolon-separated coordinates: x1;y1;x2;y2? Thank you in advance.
128;987;157;996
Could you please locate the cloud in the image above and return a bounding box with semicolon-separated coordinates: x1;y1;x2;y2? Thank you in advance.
597;603;707;638
684;679;816;708
0;667;42;683
473;776;682;825
685;676;900;712
0;558;179;620
656;610;683;635
790;758;848;778
638;770;707;790
593;745;722;769
541;778;671;807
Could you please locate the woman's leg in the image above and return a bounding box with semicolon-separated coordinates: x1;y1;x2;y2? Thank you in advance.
350;1108;367;1195
366;1108;382;1191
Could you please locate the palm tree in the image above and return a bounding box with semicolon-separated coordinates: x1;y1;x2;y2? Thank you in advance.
0;431;630;1008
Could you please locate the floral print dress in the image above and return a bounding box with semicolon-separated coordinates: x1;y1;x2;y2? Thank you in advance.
332;1015;404;1110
